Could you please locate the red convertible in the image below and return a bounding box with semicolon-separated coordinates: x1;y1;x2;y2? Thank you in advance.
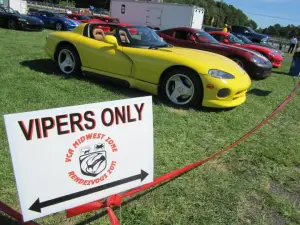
157;27;273;80
209;31;283;68
66;13;104;23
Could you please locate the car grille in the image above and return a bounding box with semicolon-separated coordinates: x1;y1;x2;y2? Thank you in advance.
233;89;247;100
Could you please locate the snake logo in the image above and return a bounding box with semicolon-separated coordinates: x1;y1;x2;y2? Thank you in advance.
79;143;107;177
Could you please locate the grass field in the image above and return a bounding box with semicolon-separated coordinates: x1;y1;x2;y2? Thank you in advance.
0;28;300;225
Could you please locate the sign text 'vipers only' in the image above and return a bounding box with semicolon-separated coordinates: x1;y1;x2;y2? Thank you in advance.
18;103;145;141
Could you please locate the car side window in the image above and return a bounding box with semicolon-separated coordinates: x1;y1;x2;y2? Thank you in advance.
211;34;224;42
174;31;192;40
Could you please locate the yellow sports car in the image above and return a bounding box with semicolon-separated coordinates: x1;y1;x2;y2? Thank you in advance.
44;23;251;108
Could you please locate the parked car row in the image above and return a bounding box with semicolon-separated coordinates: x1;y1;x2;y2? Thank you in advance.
0;5;283;109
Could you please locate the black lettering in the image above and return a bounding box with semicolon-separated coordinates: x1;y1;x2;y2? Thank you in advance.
41;117;55;138
69;113;84;132
18;120;34;141
84;111;96;130
127;105;136;123
135;103;144;121
101;108;114;126
115;106;126;124
56;114;70;135
35;119;42;139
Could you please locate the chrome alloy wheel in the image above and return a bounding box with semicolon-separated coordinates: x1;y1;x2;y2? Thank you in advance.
165;74;195;105
58;49;75;74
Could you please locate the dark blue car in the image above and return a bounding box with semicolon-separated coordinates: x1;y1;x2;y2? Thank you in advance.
30;10;81;31
231;25;269;43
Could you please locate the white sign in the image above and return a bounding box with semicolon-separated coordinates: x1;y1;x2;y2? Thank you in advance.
4;96;153;222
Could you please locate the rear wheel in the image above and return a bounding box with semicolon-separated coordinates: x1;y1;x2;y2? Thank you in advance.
56;45;81;76
55;22;64;31
8;20;17;30
160;68;203;107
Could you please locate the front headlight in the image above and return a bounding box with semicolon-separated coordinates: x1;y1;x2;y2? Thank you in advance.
208;69;235;79
251;55;269;65
18;18;27;22
269;50;276;57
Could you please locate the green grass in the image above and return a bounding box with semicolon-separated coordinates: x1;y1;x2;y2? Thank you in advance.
0;28;300;225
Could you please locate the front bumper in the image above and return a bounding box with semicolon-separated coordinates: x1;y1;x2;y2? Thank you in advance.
44;45;54;60
18;22;44;31
201;72;252;108
65;24;78;31
245;61;272;80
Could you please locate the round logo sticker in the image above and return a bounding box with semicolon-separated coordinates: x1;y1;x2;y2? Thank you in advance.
65;133;118;186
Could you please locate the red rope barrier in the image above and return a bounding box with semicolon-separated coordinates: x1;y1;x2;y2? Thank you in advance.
67;81;300;221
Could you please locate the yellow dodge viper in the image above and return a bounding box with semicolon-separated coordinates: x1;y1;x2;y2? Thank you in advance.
44;23;251;108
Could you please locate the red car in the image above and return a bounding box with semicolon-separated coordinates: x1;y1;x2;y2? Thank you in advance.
157;27;273;80
92;15;137;35
67;14;104;23
209;31;283;68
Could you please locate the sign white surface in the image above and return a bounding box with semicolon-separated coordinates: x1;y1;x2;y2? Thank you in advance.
4;96;153;222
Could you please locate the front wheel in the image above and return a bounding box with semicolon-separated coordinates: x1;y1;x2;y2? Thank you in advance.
56;45;81;76
231;57;245;69
160;68;203;107
8;20;17;29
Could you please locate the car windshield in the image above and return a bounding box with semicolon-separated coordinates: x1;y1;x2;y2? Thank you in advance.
247;27;256;33
53;13;65;18
126;26;169;48
78;15;91;20
195;31;219;44
236;35;252;44
109;18;120;23
4;7;17;14
228;34;244;44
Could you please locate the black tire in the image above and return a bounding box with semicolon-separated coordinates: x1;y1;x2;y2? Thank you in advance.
55;22;64;31
8;20;17;30
160;67;203;107
230;57;245;69
55;44;82;77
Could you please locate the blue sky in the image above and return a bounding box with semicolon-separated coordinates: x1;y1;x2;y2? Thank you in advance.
222;0;300;28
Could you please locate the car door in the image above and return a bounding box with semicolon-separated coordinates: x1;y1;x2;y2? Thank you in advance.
0;7;7;27
76;31;132;76
34;11;50;27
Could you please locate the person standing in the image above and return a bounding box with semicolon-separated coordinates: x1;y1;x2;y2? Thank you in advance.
222;24;228;33
288;37;297;53
89;5;95;16
227;25;232;33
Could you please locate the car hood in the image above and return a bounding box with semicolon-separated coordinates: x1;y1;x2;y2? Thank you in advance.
220;43;270;61
242;43;270;52
19;14;44;24
160;46;246;77
60;17;81;25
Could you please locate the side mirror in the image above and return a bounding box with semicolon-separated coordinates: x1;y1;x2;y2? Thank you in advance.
224;39;229;44
104;35;118;47
42;14;47;18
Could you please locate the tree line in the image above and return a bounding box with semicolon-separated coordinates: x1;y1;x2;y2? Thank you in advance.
257;24;300;39
164;0;258;29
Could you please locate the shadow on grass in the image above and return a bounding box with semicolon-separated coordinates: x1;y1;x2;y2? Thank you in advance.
272;71;291;76
248;88;272;97
75;172;188;225
20;59;235;113
0;213;22;225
